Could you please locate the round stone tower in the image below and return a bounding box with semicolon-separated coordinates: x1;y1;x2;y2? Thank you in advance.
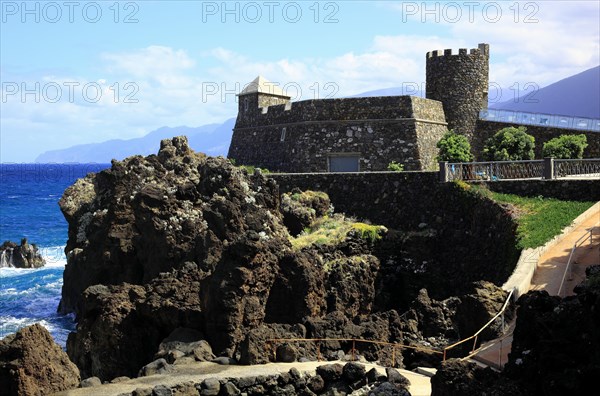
426;43;489;141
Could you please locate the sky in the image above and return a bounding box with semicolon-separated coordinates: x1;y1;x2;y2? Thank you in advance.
1;0;599;162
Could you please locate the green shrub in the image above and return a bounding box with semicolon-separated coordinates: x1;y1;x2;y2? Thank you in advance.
351;222;386;243
483;126;535;161
387;161;404;171
290;214;387;250
542;134;588;159
436;130;474;162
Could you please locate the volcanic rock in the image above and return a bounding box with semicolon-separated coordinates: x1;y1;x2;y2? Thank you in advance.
60;137;292;378
0;239;45;268
503;286;600;395
280;189;330;236
0;323;80;395
431;359;523;396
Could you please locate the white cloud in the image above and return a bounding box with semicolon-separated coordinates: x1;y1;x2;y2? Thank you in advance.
102;46;195;80
2;1;598;161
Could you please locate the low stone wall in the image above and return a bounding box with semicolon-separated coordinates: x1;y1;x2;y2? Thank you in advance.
471;179;600;201
270;172;440;230
473;120;600;159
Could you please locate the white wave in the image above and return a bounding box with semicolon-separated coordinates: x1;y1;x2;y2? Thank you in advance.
0;280;63;297
0;316;56;340
39;245;67;267
0;267;32;278
0;263;65;278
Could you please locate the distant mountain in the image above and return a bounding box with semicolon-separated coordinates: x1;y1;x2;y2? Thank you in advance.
35;118;236;163
352;66;599;119
35;66;600;163
489;66;600;118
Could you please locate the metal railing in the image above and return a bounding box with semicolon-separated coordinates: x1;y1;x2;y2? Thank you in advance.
267;288;516;367
554;159;600;179
442;288;515;361
557;226;599;297
443;160;544;182
440;158;600;182
480;109;600;132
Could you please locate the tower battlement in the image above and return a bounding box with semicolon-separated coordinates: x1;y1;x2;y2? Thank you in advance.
426;43;490;59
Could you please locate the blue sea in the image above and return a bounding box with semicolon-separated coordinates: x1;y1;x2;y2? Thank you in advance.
0;163;109;346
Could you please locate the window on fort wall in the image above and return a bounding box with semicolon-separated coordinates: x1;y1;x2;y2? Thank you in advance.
280;127;286;142
328;155;360;172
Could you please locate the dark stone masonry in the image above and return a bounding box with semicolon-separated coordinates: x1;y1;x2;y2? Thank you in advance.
229;94;448;172
229;44;598;173
229;44;492;173
426;44;490;141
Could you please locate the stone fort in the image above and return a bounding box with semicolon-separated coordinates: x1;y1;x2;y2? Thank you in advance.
228;43;598;172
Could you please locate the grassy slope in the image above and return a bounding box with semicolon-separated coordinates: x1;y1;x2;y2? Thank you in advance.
476;189;595;249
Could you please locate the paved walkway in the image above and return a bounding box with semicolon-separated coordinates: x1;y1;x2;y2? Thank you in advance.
473;204;600;368
54;361;432;396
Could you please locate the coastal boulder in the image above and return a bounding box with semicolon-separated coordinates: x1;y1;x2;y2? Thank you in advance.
0;239;45;268
431;359;523;396
0;323;80;396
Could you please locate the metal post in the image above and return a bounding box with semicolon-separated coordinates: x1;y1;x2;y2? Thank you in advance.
317;342;322;361
544;157;554;179
499;339;503;368
439;161;449;182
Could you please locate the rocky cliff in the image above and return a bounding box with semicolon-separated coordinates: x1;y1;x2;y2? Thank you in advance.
59;136;512;381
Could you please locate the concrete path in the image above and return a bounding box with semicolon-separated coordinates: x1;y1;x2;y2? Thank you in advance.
530;212;600;296
53;360;432;396
473;204;600;368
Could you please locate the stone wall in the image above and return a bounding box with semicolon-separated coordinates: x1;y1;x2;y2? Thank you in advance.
474;120;600;159
271;172;440;229
471;179;600;201
228;96;447;172
269;172;520;300
426;44;489;140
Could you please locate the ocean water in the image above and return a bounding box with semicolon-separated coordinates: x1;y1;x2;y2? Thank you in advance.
0;163;109;346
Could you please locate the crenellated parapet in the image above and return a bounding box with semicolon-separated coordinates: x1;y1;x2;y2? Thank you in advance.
426;43;490;59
